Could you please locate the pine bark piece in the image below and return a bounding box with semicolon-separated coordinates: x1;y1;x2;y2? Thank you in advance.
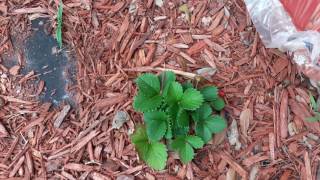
269;132;276;161
71;130;100;153
219;152;248;179
289;99;320;133
54;104;71;128
304;151;312;180
94;95;127;110
279;90;289;139
9;156;25;177
239;108;251;138
0;121;8;137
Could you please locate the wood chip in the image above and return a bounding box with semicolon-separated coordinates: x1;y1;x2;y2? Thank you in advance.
279;89;289;139
9;156;25;177
90;171;111;180
71;130;100;153
62;171;77;180
280;170;292;180
202;49;217;69
304;151;312;180
219;152;248;179
0;121;8;137
242;153;269;167
208;9;224;31
289;99;320;133
54;104;71;128
9;65;20;75
94;95;127;110
203;39;226;52
0;95;34;105
239;108;251;138
187;41;207;55
64;163;96;172
269;133;276;161
271;58;289;76
111;2;125;12
35;80;45;96
226;168;236;180
12;7;48;14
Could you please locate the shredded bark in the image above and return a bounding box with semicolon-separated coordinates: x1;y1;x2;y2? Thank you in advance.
0;0;319;179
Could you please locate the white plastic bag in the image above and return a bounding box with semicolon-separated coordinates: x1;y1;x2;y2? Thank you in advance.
245;0;320;82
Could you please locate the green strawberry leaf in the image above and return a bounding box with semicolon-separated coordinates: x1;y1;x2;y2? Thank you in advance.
167;104;189;136
195;120;212;143
200;86;218;101
132;125;149;147
133;93;162;112
191;103;212;122
144;111;168;141
195;115;227;143
182;81;194;90
131;126;168;170
211;97;225;111
171;137;193;163
159;71;176;97
166;103;179;120
165;117;173;139
208;115;227;133
177;108;189;127
180;88;203;110
171;136;204;164
309;92;318;111
145;141;168;170
166;82;183;104
136;73;160;97
174;126;189;136
178;143;193;164
185;135;204;149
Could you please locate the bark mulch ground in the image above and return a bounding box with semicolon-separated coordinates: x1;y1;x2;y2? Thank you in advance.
0;0;320;179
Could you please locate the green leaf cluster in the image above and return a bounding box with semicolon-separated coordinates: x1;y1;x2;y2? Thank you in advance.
131;72;227;170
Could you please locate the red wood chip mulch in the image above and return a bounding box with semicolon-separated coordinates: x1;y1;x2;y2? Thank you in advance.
0;0;319;179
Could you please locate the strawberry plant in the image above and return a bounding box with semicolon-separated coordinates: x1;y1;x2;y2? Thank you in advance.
131;71;227;170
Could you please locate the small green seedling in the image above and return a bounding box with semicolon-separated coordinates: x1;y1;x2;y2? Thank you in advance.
306;92;320;122
131;71;227;170
56;0;63;48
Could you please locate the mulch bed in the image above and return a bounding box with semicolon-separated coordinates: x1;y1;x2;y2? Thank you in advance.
0;0;319;179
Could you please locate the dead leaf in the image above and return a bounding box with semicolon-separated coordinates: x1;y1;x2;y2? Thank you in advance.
112;111;129;129
196;67;217;81
228;119;241;150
